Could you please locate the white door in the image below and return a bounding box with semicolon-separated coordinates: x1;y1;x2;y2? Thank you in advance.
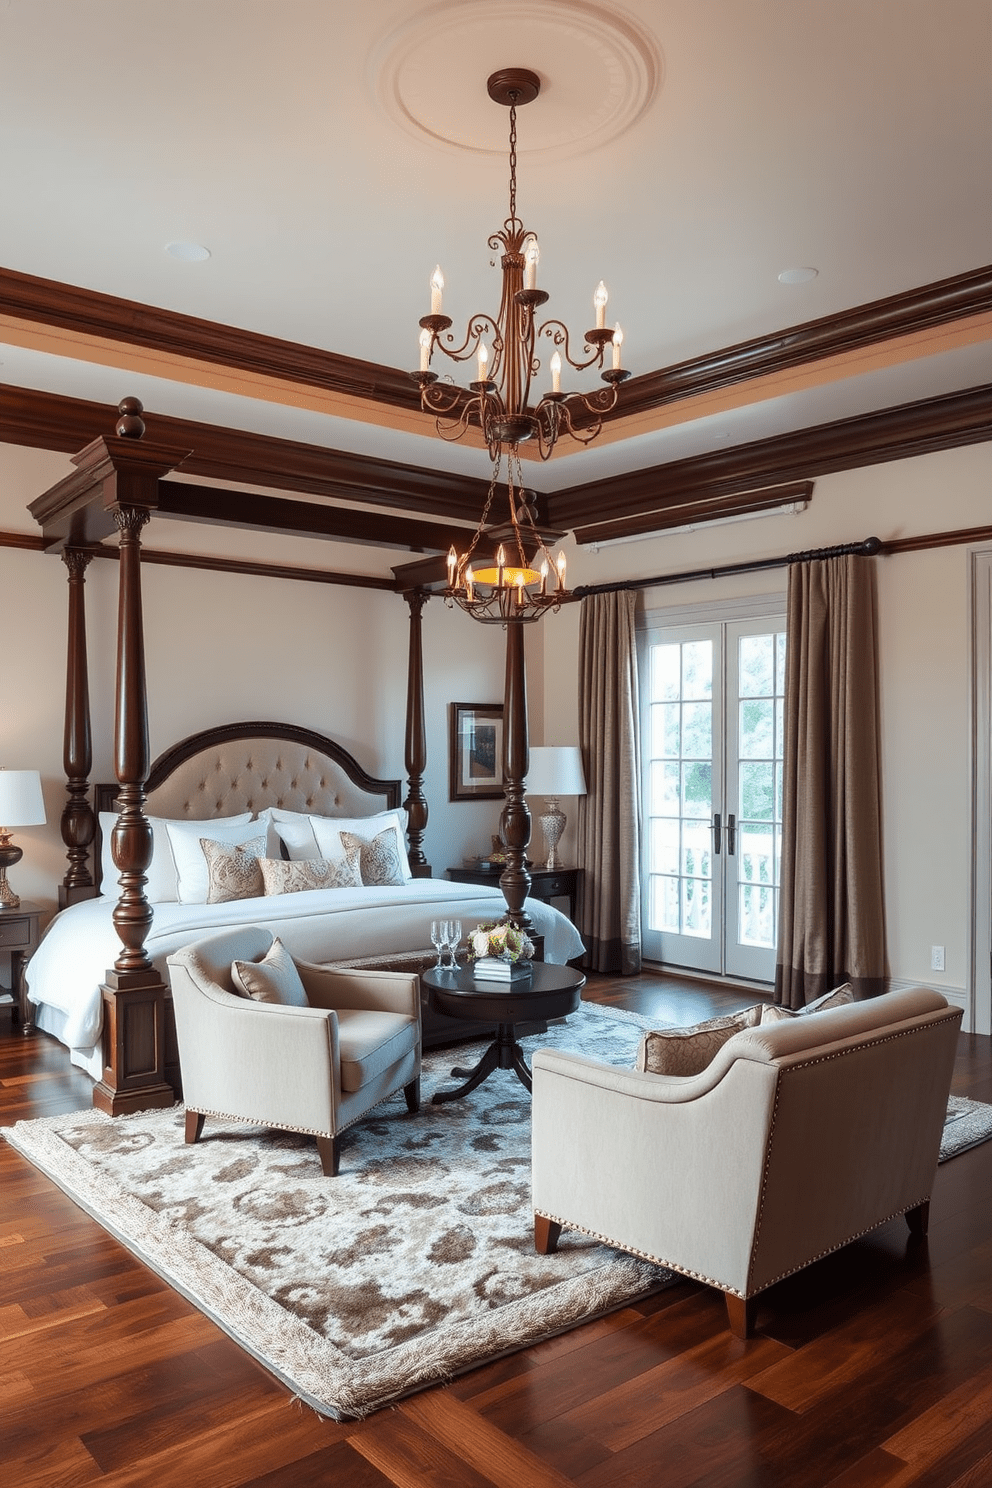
640;615;786;982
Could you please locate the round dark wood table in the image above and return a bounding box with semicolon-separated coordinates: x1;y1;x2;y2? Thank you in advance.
423;962;585;1103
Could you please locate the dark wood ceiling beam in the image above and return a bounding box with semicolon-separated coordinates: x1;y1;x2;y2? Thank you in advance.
0;384;491;520
551;385;992;530
156;480;479;553
0;267;422;412
572;482;814;546
605;265;992;424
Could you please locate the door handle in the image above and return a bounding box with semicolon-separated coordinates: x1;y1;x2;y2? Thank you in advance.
727;813;736;856
712;812;721;854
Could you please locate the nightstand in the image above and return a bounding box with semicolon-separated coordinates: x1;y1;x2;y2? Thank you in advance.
447;866;581;925
0;901;42;1035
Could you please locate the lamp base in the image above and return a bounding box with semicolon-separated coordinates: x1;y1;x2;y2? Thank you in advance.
539;799;566;871
0;840;23;910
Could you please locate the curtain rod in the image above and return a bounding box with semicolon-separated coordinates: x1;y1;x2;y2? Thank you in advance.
571;537;882;599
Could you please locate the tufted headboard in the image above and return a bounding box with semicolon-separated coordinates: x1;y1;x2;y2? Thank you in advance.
95;720;401;892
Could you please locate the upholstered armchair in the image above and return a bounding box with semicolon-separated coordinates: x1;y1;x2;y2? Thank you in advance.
532;987;962;1336
167;926;421;1176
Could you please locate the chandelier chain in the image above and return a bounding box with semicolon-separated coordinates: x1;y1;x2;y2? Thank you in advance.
507;99;518;226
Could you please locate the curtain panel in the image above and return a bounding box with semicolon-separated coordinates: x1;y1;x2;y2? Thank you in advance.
576;591;642;974
775;553;886;1007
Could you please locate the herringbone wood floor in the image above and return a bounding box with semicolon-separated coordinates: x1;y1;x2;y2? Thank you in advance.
2;972;991;1487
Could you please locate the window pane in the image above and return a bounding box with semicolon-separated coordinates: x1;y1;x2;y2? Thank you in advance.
651;643;681;701
650;874;680;933
739;634;774;697
682;761;712;818
739;823;775;885
681;819;712;880
652;702;680;759
776;632;787;691
650;760;680;814
682;875;711;937
682;700;712;760
682;641;712;700
740;761;773;821
739;697;773;759
739;883;776;947
651;816;679;875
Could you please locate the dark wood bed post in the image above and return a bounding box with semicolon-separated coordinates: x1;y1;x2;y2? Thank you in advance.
59;548;97;908
498;620;535;934
89;398;188;1115
402;588;431;877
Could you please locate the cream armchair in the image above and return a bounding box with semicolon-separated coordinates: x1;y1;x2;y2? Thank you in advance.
532;987;962;1336
167;926;421;1176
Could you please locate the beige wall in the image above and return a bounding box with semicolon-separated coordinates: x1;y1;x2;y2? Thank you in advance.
540;440;992;1017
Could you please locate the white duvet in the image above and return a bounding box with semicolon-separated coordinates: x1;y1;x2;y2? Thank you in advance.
26;879;585;1060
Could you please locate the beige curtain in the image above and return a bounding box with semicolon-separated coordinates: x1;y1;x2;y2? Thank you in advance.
576;591;642;974
775;553;886;1007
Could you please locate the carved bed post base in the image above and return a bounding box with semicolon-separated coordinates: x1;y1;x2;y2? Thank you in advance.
93;968;174;1116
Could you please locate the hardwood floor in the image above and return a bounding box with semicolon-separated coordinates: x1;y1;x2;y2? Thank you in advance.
2;975;991;1487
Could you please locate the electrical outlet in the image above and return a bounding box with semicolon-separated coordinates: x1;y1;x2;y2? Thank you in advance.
931;945;945;972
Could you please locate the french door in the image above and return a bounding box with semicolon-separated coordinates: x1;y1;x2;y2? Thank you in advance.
640;613;786;982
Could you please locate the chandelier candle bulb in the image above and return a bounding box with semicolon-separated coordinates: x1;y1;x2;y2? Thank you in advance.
477;340;489;383
419;328;432;371
525;239;540;290
465;566;475;601
430;266;444;315
446;546;457;585
594;280;609;329
556;551;567;590
612;324;624;369
550;350;562;393
540;558;549;595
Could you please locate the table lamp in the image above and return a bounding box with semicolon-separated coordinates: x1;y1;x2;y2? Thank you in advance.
526;747;586;870
0;769;46;909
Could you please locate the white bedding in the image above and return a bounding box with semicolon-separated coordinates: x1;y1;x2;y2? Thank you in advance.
26;879;585;1072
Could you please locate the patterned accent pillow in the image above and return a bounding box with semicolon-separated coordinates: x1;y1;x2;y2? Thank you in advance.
259;855;360;895
230;937;309;1006
636;1004;763;1077
339;828;405;887
200;835;265;904
759;983;855;1024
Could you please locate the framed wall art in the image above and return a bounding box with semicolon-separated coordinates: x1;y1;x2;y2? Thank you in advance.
449;703;504;801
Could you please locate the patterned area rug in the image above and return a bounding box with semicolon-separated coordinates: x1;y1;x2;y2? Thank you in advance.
4;1003;673;1420
940;1094;992;1160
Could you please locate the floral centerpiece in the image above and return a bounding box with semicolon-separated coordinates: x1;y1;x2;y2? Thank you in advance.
469;921;535;980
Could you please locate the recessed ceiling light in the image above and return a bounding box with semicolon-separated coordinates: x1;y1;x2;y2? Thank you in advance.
777;266;818;285
165;241;211;263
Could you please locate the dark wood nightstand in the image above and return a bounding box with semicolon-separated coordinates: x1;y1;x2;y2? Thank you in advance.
447;865;581;924
0;901;43;1035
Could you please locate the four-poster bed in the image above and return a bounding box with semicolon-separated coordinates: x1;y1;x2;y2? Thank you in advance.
24;399;575;1112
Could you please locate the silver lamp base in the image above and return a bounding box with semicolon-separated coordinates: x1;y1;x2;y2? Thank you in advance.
538;798;566;870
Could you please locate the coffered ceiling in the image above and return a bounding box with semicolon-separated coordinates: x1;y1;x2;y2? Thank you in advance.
1;0;990;560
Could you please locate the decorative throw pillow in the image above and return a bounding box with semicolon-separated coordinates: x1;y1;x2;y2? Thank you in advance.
201;836;265;904
167;816;265;904
759;983;855;1024
259;855;360;895
310;810;411;881
230;937;309;1006
339;828;405;887
636;1004;763;1077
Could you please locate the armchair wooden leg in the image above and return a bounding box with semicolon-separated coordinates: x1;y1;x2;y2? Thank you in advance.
725;1293;756;1339
316;1135;340;1177
906;1200;930;1238
404;1077;421;1114
534;1214;562;1254
185;1109;205;1145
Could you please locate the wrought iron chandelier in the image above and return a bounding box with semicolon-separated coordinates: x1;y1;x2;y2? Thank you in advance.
411;68;629;624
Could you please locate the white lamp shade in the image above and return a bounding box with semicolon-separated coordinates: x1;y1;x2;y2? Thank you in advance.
0;770;46;827
526;746;586;798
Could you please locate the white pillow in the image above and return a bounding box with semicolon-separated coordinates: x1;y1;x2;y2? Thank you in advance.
166;816;264;904
309;810;411;882
99;810;252;902
256;806;320;861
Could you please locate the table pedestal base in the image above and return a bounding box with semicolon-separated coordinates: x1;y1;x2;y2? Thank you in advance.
432;1022;533;1102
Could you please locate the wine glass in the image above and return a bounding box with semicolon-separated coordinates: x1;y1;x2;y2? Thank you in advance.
430;919;447;971
446;919;462;969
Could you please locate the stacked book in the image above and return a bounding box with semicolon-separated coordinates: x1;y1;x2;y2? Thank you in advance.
472;957;533;982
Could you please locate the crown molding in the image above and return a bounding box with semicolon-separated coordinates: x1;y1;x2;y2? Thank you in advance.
552;385;992;532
